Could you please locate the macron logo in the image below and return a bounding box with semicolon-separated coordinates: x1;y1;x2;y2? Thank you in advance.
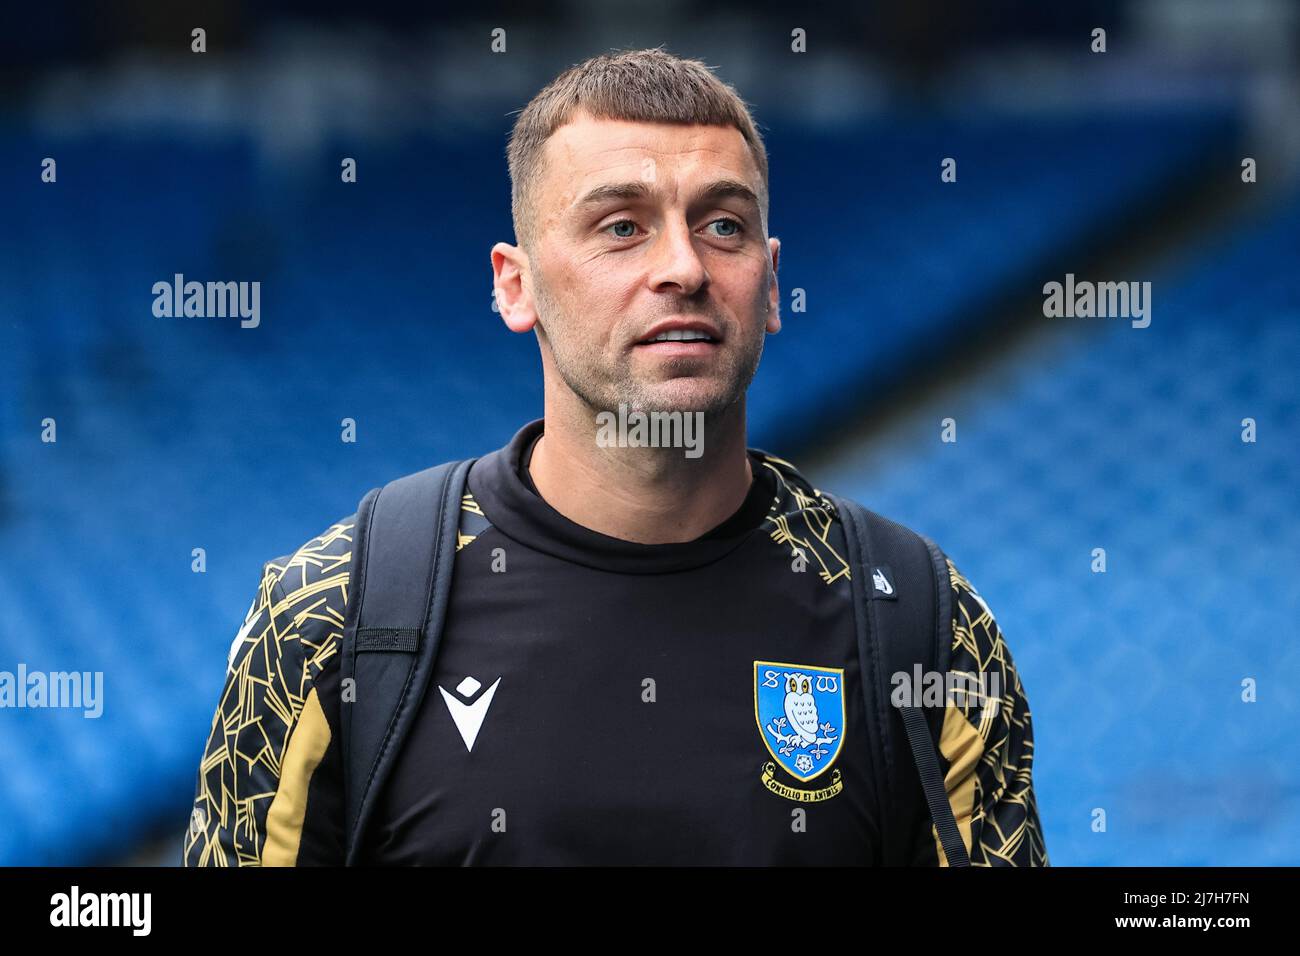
438;675;501;752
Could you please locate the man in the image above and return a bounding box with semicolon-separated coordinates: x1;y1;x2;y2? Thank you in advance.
183;48;1047;866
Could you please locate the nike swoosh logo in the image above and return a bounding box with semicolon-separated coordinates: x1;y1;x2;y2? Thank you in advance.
439;677;502;752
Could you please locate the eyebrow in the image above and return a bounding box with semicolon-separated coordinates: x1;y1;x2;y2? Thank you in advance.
572;178;760;213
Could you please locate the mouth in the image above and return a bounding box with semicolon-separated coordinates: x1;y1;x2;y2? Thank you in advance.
634;338;719;356
633;324;722;355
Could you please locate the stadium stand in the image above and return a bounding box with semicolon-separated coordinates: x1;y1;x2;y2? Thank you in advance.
0;108;1265;863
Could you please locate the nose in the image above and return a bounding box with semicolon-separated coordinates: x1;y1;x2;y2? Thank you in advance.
647;218;709;296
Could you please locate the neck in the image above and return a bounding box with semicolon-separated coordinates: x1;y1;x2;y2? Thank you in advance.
527;399;753;545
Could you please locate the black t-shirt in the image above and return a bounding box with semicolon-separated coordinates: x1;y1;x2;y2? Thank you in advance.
182;417;1048;867
362;417;885;864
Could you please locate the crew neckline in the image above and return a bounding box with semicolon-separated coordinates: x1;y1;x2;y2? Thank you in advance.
467;417;777;574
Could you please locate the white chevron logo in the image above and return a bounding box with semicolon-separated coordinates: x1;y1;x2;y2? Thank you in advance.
438;676;502;752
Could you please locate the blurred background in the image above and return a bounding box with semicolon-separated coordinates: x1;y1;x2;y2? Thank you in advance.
1;0;1297;865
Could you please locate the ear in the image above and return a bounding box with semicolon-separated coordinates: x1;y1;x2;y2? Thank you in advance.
765;236;781;334
492;241;537;333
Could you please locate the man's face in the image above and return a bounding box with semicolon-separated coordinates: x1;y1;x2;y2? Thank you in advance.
505;109;780;419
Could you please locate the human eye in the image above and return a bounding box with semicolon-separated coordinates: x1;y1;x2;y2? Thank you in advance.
602;218;640;240
704;216;745;239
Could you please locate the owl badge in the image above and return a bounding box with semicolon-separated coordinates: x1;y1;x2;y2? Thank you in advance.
754;661;846;800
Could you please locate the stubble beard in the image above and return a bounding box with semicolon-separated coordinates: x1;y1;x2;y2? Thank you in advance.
533;273;764;425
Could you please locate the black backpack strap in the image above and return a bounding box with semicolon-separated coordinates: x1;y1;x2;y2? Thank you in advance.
339;457;475;865
826;492;971;867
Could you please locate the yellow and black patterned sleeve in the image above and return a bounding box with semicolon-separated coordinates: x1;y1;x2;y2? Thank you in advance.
182;520;353;866
930;559;1049;866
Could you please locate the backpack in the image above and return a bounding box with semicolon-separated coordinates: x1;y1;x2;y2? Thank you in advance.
338;456;970;867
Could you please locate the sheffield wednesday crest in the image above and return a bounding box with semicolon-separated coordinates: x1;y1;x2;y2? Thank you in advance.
754;660;846;802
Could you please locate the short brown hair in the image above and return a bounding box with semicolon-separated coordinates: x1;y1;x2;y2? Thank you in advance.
506;47;769;252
